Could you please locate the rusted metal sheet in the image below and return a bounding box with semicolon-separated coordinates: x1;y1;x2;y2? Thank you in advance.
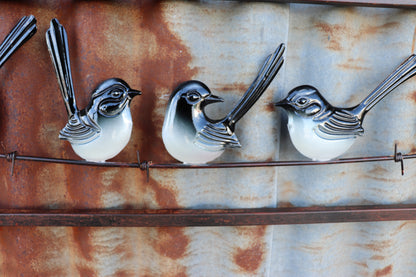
0;1;415;276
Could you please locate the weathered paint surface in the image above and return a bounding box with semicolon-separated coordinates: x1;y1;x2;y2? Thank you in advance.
0;1;415;276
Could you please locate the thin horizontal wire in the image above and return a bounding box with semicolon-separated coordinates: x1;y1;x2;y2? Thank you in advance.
0;152;415;169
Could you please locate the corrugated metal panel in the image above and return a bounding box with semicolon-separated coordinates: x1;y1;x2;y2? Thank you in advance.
0;1;414;276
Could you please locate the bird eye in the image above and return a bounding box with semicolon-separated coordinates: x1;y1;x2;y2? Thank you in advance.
187;92;200;102
112;91;121;97
296;97;307;105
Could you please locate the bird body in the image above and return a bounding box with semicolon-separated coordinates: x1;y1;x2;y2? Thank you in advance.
46;18;140;162
276;54;416;161
70;108;133;162
285;108;356;161
163;44;285;164
162;81;230;164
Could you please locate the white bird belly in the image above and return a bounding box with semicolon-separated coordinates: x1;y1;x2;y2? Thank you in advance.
287;114;355;161
71;109;133;162
162;124;224;164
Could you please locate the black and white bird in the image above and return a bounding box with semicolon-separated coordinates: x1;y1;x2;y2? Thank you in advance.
162;43;285;164
46;18;141;162
0;15;37;68
276;54;416;161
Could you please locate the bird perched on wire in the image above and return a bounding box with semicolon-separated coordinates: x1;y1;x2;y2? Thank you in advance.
162;43;285;164
275;54;416;161
46;18;141;162
0;15;37;68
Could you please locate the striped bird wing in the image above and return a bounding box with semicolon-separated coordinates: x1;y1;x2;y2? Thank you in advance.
315;110;363;140
194;122;241;151
59;113;101;144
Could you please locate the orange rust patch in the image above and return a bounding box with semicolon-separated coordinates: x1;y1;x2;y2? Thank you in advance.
278;201;295;208
216;82;249;93
361;22;399;36
314;22;346;51
72;228;93;261
409;90;416;104
375;265;393;277
148;176;179;208
0;0;197;209
237;226;267;238
337;63;370;71
0;227;50;275
173;270;188;277
314;20;400;52
77;266;96;277
152;228;190;260
234;243;264;273
266;102;276;112
371;255;385;261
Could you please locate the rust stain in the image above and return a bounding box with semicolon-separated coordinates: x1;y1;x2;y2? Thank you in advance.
367;165;389;175
301;245;324;252
234;243;264;273
278;201;295;207
408;90;416;104
171;271;187;277
152;228;190;260
314;20;400;52
374;265;393;277
361;22;400;36
266;102;276;112
371;255;385;261
72;228;93;261
357;241;391;252
412;26;416;53
337;63;370;71
279;180;298;199
237;226;267;238
148;176;179;208
314;22;346;51
215;82;249;93
77;266;96;277
354;261;369;268
0;227;49;275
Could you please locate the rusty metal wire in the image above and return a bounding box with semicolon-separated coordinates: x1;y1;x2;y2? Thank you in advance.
0;144;413;176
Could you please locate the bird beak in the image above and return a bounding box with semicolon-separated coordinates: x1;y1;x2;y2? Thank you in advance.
205;94;224;104
275;99;290;109
128;89;141;99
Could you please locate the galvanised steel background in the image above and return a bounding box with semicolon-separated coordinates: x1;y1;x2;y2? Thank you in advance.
0;1;415;276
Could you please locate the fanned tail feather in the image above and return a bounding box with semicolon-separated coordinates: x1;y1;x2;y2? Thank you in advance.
356;54;416;116
224;43;285;129
46;18;77;118
0;15;37;68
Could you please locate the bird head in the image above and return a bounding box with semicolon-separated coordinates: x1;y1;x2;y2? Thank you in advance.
90;78;141;118
275;85;327;117
169;80;223;109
